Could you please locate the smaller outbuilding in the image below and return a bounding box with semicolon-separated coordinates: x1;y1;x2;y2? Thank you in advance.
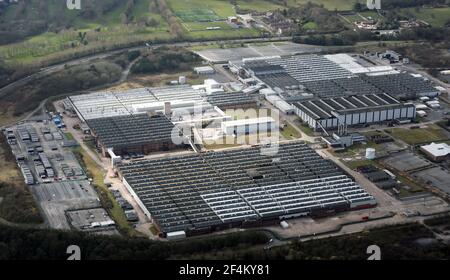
194;66;215;75
420;142;450;162
221;117;276;136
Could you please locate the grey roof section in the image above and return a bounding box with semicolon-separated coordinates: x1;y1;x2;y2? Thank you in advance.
87;114;176;150
294;93;404;120
362;73;438;98
118;142;375;233
70;85;203;120
206;92;255;108
256;72;300;89
266;54;355;83
303;80;346;97
195;43;322;63
244;60;286;75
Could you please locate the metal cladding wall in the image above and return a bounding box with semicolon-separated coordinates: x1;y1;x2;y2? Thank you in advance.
294;106;319;130
295;104;416;130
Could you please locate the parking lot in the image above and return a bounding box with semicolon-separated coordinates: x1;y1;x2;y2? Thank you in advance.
383;151;433;172
3;116;119;233
32;180;97;202
31;180;101;229
66;208;117;234
412;167;450;195
6;120;86;184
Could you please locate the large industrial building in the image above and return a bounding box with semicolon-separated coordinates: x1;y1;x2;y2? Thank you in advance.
239;54;438;99
293;93;416;131
230;53;436;131
86;114;181;157
117;141;376;236
221;117;276;136
68;85;263;156
68;86;207;121
206;92;256;109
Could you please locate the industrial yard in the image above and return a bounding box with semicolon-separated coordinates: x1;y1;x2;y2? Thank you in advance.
2;118;119;234
3;41;450;242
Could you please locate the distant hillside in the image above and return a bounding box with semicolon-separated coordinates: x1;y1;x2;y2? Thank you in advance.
0;0;123;44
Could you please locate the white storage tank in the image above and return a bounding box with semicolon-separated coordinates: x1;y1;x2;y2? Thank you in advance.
365;148;376;160
179;76;186;85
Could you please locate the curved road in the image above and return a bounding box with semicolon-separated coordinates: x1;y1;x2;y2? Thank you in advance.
0;37;291;98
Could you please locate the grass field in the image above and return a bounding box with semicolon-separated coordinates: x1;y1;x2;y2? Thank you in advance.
399;7;450;27
386;124;449;145
64;132;74;140
72;147;134;235
0;0;370;65
342;13;364;23
0;0;172;65
287;0;364;11
341;159;374;170
129;70;205;87
358;11;383;21
235;0;364;12
280;123;302;140
236;0;284;11
167;0;235;18
167;0;261;39
183;21;234;31
302;21;319;29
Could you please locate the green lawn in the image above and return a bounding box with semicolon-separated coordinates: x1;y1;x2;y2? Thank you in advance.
64;132;74;140
341;159;374;170
358;11;384;21
236;0;284;11
0;0;172;65
287;0;364;11
280;123;302;140
187;27;261;40
292;119;315;136
343;14;364;23
400;7;450;27
72;147;133;235
302;21;319;29
183;21;234;31
386;124;448;145
167;0;235;18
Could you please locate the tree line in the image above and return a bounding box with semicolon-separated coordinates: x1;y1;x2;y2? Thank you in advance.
150;0;183;37
0;225;268;260
131;46;200;74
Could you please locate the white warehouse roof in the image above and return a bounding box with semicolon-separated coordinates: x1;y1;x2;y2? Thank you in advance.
420;142;450;158
324;54;369;74
222;117;275;127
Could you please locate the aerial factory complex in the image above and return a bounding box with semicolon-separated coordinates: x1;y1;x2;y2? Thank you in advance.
118;142;375;235
2;0;450;263
48;44;447;239
5;42;450;240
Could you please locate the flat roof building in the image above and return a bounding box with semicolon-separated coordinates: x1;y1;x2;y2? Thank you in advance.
206;92;256;109
420;142;450;162
87;114;182;156
194;66;215;75
221;117;276;136
238;54;439;101
117;142;376;236
293;93;415;131
69;85;204;121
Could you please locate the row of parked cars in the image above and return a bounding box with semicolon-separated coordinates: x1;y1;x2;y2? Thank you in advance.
110;189;139;222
